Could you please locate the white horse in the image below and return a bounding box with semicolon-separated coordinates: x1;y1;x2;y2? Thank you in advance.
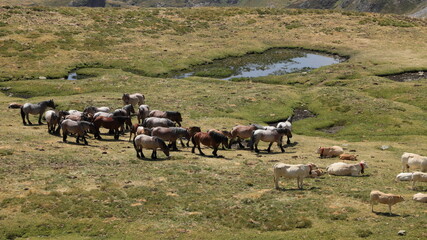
122;93;145;106
137;104;150;124
276;116;293;144
142;117;175;129
250;128;292;153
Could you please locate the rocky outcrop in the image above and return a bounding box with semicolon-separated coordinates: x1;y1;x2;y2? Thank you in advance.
69;0;106;7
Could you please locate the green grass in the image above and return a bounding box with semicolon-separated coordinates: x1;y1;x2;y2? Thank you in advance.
0;6;426;240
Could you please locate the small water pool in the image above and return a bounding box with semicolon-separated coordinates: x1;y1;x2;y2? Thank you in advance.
170;48;345;80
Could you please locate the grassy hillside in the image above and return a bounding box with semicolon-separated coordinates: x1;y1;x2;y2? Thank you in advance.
0;6;426;239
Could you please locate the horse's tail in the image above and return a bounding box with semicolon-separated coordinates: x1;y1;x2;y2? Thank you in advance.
20;106;25;122
191;135;196;147
133;137;139;151
249;131;256;149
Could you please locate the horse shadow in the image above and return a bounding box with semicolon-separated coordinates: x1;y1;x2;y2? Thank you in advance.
372;211;403;217
276;186;320;192
255;151;297;155
60;141;100;148
285;141;299;147
139;157;169;162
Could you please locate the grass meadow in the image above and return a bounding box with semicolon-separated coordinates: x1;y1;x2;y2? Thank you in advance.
0;6;426;239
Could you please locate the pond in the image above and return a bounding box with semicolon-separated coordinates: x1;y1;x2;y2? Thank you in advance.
169;48;345;80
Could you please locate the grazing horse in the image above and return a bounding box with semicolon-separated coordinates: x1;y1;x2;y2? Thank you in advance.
149;110;183;127
209;129;231;150
93;116;129;140
128;124;152;142
250;128;292;153
151;127;190;151
61;119;97;145
229;124;264;148
83;106;110;115
192;131;228;157
133;134;170;160
276;116;293;144
21;99;55;125
142;117;175;129
137;104;150;124
122;93;145;106
186;126;202;147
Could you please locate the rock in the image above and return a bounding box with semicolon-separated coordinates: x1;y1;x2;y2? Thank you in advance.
1;87;11;91
380;145;390;150
39;76;47;80
398;230;406;236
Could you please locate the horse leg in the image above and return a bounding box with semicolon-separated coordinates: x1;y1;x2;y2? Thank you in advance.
254;143;260;153
279;142;285;153
76;135;80;144
151;150;157;159
63;131;67;143
267;142;273;153
287;136;291;145
172;141;178;151
198;145;205;156
38;113;42;125
27;114;33;125
114;129;119;140
83;135;88;145
179;138;186;148
212;147;218;157
177;121;181;127
237;138;244;149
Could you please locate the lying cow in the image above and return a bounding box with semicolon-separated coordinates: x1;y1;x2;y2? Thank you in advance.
317;146;344;158
339;154;358;161
326;161;368;176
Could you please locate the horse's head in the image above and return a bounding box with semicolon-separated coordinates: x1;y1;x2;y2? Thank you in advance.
122;93;130;101
156;138;170;157
48;99;56;109
126;104;135;114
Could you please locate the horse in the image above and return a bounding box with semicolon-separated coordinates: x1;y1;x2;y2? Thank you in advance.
137;104;150;124
276;115;293;144
113;105;134;131
229;124;264;148
93;116;129;140
122;93;145;106
151;127;190;151
149;110;183;127
45;110;67;134
83;106;110;115
8;103;22;109
133;134;170;160
191;131;228;157
21;99;55;125
61;119;97;145
209;129;231;150
249;128;292;153
185;126;201;147
128;124;152;142
142;117;175;129
93;111;112;119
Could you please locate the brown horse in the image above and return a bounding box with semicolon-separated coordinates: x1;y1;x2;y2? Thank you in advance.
151;127;190;151
149;110;183;127
128;124;152;142
191;131;228;157
185;126;201;147
133;134;170;160
93;116;129;140
229;124;264;148
209;129;231;150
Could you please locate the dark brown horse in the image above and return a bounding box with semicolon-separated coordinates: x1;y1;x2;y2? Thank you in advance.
93;116;129;140
185;126;201;147
229;124;264;148
149;110;183;127
192;131;228;157
209;129;232;150
151;127;190;151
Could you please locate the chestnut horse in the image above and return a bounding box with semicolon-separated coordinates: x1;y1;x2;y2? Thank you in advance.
149;110;183;127
128;124;152;142
133;134;170;160
249;128;292;153
93;116;129;140
229;124;264;148
192;131;228;157
185;126;201;147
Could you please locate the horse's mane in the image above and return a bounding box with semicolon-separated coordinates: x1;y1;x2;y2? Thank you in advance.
171;127;187;135
209;131;228;143
276;128;290;135
287;115;293;123
250;123;264;129
154;137;168;150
